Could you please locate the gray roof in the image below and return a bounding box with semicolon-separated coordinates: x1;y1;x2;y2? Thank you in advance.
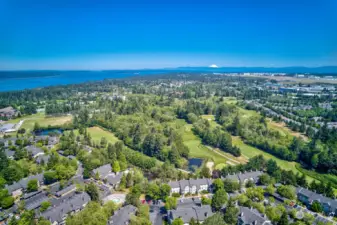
188;178;211;189
168;180;180;189
6;173;44;193
108;205;137;224
24;191;49;210
25;145;44;157
179;180;190;189
55;184;77;197
238;171;263;183
225;171;263;183
22;190;42;199
5;149;15;158
238;207;272;225
92;164;112;178
297;187;337;211
106;173;123;186
35;154;50;164
168;205;213;223
41;192;90;224
0;124;15;132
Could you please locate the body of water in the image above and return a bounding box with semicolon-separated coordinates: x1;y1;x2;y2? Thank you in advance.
188;158;204;171
0;70;167;92
0;68;222;92
35;128;63;136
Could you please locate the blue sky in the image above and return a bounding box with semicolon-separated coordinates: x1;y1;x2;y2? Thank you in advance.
1;0;336;70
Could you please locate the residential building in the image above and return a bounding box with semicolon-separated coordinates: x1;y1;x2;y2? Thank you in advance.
188;178;212;194
23;191;49;210
91;164;112;179
225;171;263;185
0;107;18;119
179;180;190;195
296;187;337;215
25;145;44;158
168;181;180;195
238;207;272;225
6;173;44;197
41;192;90;225
107;205;137;225
167;205;213;224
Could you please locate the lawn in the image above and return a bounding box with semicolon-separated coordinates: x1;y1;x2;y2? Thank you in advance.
71;126;119;145
182;123;228;166
232;136;314;182
5;113;72;133
87;127;119;144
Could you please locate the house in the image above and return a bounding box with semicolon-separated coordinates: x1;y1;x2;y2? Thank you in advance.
25;145;44;158
225;171;263;185
108;205;137;225
41;192;90;225
296;187;337;215
168;181;180;195
167;205;213;225
105;172;123;189
55;184;77;198
32;136;59;147
0;107;18;119
179;180;190;195
23;191;49;210
6;173;44;197
188;178;212;194
92;164;112;179
237;207;272;225
35;154;50;164
0;124;16;133
4;149;15;159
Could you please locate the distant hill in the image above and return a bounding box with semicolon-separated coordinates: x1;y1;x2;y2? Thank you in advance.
175;66;337;74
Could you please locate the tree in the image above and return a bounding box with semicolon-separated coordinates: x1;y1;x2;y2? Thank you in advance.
40;201;51;212
224;200;239;224
34;122;41;131
259;174;272;185
200;166;210;178
277;185;296;200
160;184;171;200
212;178;224;192
147;183;160;200
311;201;323;213
44;171;58;184
86;182;100;201
112;161;120;173
223;179;240;193
171;218;184;225
277;212;289;225
211;189;228;211
203;213;226;225
27;179;38;192
165;197;177;210
201;196;211;205
0;196;14;209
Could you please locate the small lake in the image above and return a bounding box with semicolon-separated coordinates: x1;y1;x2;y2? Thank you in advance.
35;129;63;136
188;158;204;171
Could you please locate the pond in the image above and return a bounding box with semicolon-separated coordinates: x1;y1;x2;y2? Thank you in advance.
188;158;204;172
34;128;63;136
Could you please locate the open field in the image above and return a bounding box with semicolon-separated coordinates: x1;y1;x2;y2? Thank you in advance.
5;113;72;132
268;120;308;141
182;123;228;166
72;126;119;145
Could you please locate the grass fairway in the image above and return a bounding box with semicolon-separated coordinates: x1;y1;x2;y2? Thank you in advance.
71;126;119;145
87;127;119;144
232;136;314;182
182;123;228;166
6;113;72;132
